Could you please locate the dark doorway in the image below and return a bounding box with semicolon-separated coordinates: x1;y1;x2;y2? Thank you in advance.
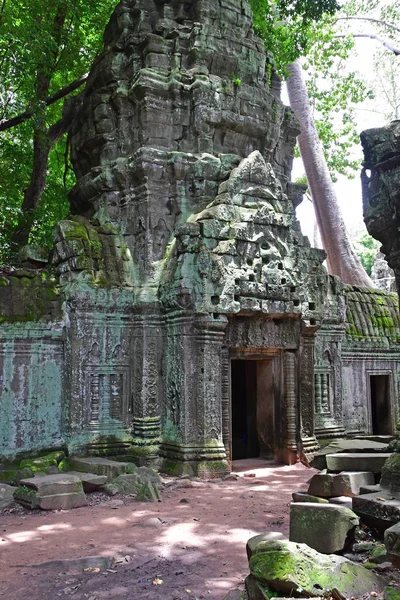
231;360;259;460
370;375;392;435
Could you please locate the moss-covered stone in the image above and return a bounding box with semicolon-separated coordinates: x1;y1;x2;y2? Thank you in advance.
384;586;400;600
249;540;384;597
20;451;65;473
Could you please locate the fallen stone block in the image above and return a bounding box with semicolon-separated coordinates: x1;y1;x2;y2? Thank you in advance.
69;457;136;480
292;491;329;504
249;539;384;598
67;471;107;492
15;474;87;510
135;481;160;502
352;491;400;531
310;439;389;470
0;484;16;510
384;522;400;568
326;453;391;473
247;532;286;560
369;544;388;564
308;471;374;498
289;502;359;554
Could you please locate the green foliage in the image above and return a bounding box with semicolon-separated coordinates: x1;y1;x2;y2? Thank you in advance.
249;0;341;74
354;233;380;275
0;0;116;261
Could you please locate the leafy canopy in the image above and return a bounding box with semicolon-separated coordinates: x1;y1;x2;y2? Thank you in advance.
249;0;341;72
0;0;116;259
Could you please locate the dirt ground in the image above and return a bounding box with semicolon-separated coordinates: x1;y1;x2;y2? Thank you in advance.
0;459;398;600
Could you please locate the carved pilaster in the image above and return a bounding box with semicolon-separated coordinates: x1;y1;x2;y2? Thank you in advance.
160;314;229;477
221;347;231;462
130;313;163;466
299;333;319;457
284;351;297;461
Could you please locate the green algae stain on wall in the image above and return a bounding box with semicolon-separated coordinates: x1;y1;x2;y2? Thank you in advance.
0;327;64;460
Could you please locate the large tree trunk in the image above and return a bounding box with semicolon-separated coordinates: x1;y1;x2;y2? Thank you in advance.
287;59;374;288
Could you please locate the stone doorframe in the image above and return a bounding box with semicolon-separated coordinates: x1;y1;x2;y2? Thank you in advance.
222;348;281;464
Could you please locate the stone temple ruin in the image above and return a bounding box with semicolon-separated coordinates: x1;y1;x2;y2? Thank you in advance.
1;0;400;476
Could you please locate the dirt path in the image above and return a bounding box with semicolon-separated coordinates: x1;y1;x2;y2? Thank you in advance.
0;460;317;600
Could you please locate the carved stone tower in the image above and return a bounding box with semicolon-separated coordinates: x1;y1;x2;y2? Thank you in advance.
32;0;327;474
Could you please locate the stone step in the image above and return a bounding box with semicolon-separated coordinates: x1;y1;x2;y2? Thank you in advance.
311;439;389;470
352;491;400;531
69;457;136;480
67;471;107;492
326;453;391;473
15;474;87;510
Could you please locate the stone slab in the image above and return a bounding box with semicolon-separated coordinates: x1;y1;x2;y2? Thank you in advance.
19;474;82;495
308;471;375;498
34;492;88;510
67;471;107;492
310;439;389;470
352;491;400;531
289;502;359;554
68;457;136;480
326;453;391;473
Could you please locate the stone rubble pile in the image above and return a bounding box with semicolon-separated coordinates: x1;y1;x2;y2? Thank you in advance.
239;441;400;600
0;452;162;510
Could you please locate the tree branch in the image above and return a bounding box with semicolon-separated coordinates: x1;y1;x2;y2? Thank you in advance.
335;16;400;34
0;72;88;132
335;33;400;55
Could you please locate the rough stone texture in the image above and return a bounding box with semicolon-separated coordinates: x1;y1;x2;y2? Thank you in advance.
246;532;286;560
249;539;384;597
352;491;400;531
326;453;391;473
15;474;87;510
245;575;274;600
68;457;136;479
308;471;375;497
381;453;400;494
372;252;396;292
0;484;16;509
385;522;400;568
67;471;107;492
289;502;359;554
310;439;389;470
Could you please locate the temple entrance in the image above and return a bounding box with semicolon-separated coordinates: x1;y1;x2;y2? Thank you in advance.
231;358;275;460
370;374;392;435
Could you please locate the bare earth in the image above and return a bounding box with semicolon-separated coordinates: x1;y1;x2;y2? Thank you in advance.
0;459;395;600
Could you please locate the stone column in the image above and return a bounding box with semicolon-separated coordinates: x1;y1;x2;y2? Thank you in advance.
299;332;320;457
130;313;163;466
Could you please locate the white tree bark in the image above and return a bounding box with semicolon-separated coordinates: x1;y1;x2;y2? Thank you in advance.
287;59;374;288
